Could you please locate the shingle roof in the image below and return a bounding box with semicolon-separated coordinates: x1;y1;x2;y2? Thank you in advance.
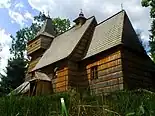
36;18;56;38
8;81;30;95
33;17;95;71
32;10;145;71
84;11;125;59
28;18;56;44
84;10;145;59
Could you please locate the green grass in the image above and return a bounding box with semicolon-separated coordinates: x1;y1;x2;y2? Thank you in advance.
0;89;155;116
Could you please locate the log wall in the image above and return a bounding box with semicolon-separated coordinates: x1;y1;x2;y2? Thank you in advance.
55;67;68;92
41;36;53;49
27;35;53;81
28;57;41;72
81;49;123;95
67;18;97;92
27;36;53;56
68;61;87;90
35;81;53;95
27;38;42;55
41;60;69;93
122;48;155;89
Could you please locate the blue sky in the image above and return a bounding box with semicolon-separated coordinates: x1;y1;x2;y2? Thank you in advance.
0;0;152;74
0;0;38;35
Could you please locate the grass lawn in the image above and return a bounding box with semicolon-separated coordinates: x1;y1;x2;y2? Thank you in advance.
0;89;155;116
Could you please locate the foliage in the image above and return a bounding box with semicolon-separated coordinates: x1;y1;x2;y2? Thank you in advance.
0;90;155;116
0;57;27;94
141;0;155;61
141;0;155;18
52;18;71;35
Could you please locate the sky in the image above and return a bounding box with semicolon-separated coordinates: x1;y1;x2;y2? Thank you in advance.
0;0;152;75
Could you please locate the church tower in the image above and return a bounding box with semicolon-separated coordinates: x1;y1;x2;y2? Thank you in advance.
26;17;56;81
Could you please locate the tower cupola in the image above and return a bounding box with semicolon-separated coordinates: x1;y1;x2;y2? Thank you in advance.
73;9;86;26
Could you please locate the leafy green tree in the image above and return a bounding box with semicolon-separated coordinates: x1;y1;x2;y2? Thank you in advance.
141;0;155;61
0;12;71;94
52;18;71;35
0;58;27;94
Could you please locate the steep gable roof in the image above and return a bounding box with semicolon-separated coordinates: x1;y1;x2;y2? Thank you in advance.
84;10;145;59
33;16;95;71
122;13;145;53
32;10;145;71
28;18;56;44
84;10;125;59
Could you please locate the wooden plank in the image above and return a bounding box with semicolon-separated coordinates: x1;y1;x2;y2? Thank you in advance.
54;67;69;92
86;50;121;69
28;57;41;72
80;38;88;43
76;49;84;54
27;38;41;48
90;77;123;89
27;38;41;54
69;80;89;87
56;81;67;88
41;37;52;49
91;83;123;94
55;86;67;92
27;44;41;55
78;46;85;51
122;48;155;89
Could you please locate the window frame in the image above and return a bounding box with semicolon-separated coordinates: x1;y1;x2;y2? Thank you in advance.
90;65;98;80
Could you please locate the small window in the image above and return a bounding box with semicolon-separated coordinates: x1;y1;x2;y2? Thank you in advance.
53;67;58;79
90;66;98;80
53;71;58;79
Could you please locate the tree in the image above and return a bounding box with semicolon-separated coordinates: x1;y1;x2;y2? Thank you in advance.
141;0;155;61
52;18;71;35
0;58;27;94
0;12;71;94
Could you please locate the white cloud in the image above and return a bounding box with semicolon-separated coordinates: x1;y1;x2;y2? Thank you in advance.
8;9;26;27
8;9;33;27
0;1;33;28
15;2;24;9
0;0;11;8
28;0;151;41
0;29;12;75
24;11;33;21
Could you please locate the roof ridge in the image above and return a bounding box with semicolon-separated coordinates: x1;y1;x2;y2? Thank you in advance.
32;16;95;71
87;16;95;20
83;10;125;59
97;10;125;26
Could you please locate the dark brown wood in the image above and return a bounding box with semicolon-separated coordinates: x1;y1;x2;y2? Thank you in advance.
25;13;155;96
83;50;123;94
122;47;155;89
27;38;41;55
27;36;53;56
69;18;97;61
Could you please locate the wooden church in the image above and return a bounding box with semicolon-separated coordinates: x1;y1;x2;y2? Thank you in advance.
13;10;155;95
